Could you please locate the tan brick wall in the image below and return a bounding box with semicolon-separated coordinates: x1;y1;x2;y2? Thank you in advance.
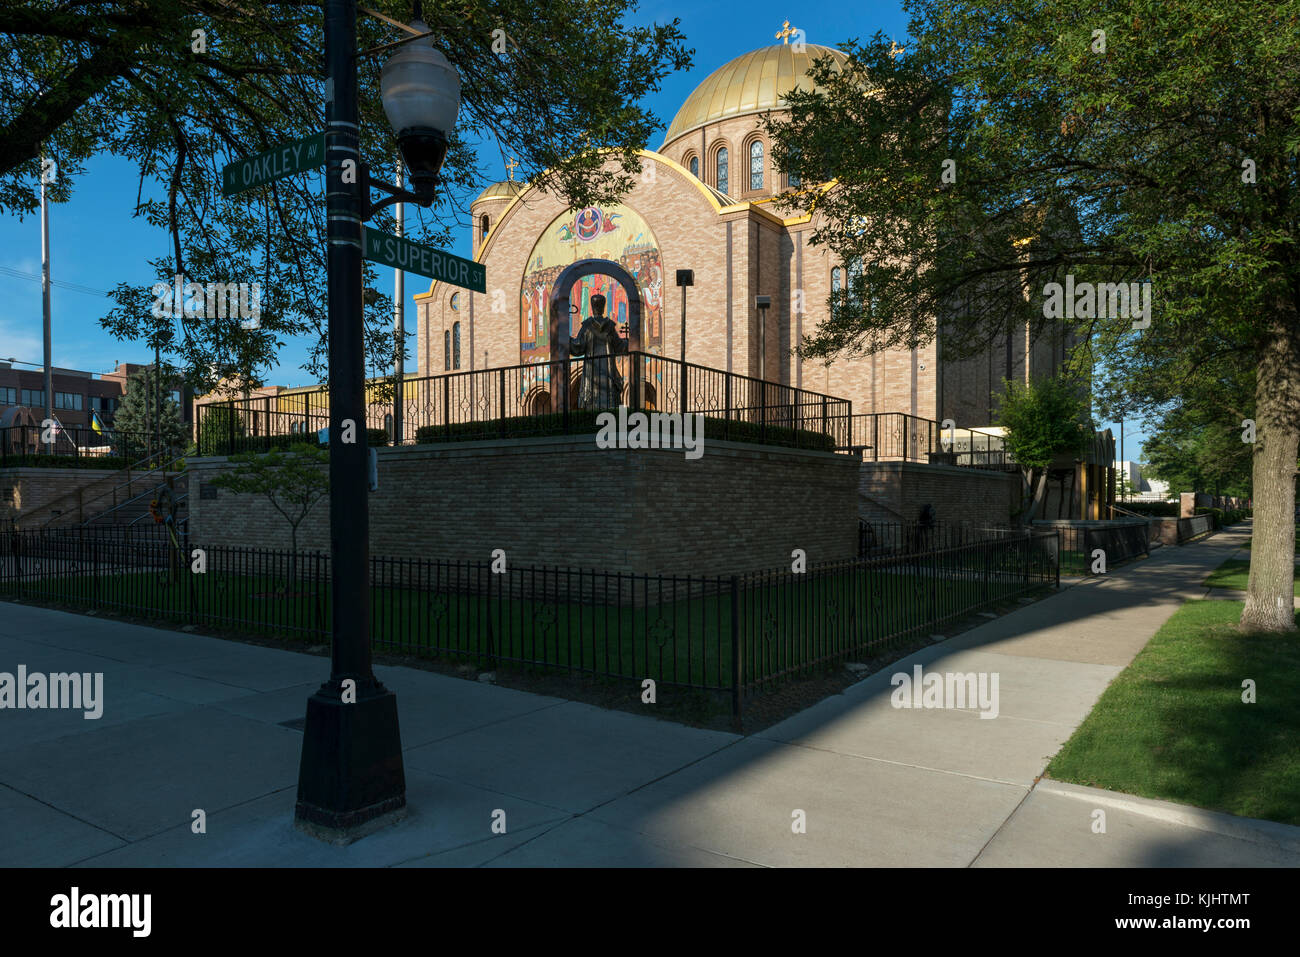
858;462;1020;529
0;467;143;528
188;436;860;577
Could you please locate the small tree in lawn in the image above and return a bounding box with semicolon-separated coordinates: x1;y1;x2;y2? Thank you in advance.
209;442;328;586
995;376;1092;524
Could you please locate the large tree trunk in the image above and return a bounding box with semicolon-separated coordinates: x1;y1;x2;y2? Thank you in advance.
1241;319;1300;633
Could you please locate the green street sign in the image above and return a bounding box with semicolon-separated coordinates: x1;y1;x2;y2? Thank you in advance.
362;227;486;293
222;132;326;196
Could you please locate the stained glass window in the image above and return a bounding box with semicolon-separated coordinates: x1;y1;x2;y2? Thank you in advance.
750;140;763;190
716;148;728;195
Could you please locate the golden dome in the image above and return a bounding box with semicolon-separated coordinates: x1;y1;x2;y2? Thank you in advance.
661;43;848;147
473;179;525;203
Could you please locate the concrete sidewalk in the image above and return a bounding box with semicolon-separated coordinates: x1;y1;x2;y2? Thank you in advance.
2;521;1295;867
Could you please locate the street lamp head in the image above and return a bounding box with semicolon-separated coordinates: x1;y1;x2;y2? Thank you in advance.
380;20;461;198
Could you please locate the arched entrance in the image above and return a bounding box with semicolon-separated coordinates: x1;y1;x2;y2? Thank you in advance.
548;258;644;412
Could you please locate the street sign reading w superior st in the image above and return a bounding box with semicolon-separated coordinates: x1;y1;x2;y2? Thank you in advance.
222;133;326;196
362;227;486;293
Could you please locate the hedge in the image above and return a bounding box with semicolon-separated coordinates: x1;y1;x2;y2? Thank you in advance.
1195;506;1252;528
414;410;837;453
1116;500;1179;517
200;427;388;456
0;454;130;471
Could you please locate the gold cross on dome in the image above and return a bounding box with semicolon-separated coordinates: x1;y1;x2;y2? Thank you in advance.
887;40;906;59
505;156;519;180
776;21;796;44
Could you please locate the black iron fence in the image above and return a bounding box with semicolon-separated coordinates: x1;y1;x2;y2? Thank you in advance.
847;413;1014;468
195;351;854;455
1;425;162;465
1;527;1060;720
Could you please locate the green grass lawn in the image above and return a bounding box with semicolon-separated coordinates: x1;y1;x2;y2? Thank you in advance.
1204;557;1300;594
3;552;1052;690
1046;599;1300;826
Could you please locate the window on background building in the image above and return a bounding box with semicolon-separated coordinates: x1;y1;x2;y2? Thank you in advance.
786;145;801;188
0;387;16;406
453;321;462;369
689;155;699;178
831;267;842;294
847;257;866;314
716;147;728;195
56;392;83;411
21;389;44;408
444;330;451;371
480;214;490;238
750;140;764;191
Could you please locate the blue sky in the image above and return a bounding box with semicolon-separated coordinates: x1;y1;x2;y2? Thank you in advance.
0;0;1145;456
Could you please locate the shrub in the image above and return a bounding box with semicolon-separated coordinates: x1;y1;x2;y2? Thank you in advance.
413;411;836;452
0;454;129;471
1118;501;1179;517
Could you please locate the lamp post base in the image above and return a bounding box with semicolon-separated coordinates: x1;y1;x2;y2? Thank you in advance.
293;682;406;844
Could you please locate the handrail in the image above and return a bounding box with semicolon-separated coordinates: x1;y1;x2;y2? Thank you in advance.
35;449;188;529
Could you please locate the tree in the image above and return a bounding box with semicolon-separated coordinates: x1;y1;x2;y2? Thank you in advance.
1143;409;1254;500
764;2;1300;631
0;1;691;394
110;366;189;460
208;442;329;582
994;376;1091;523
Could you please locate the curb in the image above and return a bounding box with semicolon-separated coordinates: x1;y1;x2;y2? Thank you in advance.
1036;779;1300;854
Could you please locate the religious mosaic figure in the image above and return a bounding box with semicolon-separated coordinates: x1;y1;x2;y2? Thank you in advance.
569;293;627;409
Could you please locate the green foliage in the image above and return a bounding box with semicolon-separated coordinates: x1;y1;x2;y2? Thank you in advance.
1117;500;1178;517
993;376;1091;471
208;443;329;557
0;455;129;471
0;1;690;394
1144;408;1253;499
413;412;838;452
109;367;189;459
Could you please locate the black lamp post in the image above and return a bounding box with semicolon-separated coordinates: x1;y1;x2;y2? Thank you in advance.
295;0;459;843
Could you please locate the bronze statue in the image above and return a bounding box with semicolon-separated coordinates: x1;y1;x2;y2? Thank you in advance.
569;293;627;409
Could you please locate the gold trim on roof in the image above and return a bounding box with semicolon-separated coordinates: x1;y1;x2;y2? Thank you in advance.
660;43;847;148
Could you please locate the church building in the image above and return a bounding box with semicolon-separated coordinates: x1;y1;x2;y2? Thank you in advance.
416;33;1073;432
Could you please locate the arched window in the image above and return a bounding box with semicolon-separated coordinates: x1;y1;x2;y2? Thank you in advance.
716;147;728;195
750;140;764;191
480;214;490;239
786;146;801;188
450;293;460;311
689;155;699;178
452;321;462;369
444;330;451;371
831;267;842;294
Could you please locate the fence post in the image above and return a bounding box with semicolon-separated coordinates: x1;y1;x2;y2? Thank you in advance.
681;358;688;417
725;374;732;442
443;375;451;441
791;389;799;446
226;402;235;455
760;379;767;446
563;356;571;433
499;368;507;439
730;574;742;728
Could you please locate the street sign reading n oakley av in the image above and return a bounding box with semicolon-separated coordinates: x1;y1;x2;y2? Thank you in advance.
221;132;327;197
362;226;486;293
